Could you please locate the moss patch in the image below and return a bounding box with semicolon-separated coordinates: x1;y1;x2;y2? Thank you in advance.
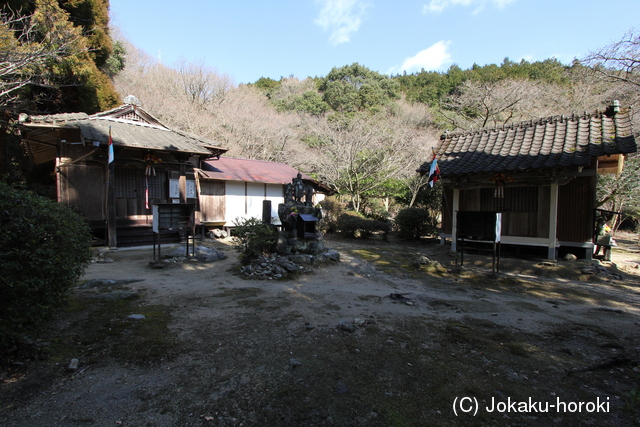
49;295;178;366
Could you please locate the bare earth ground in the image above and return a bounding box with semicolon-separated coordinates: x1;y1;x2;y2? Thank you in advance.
2;233;640;426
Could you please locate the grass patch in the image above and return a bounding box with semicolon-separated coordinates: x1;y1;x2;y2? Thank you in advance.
349;247;447;278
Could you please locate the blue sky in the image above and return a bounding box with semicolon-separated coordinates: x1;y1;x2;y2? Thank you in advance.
109;0;640;85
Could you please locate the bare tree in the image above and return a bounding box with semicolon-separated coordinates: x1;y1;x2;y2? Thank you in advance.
175;59;233;109
114;48;305;162
583;29;640;88
581;29;640;131
440;79;562;131
302;111;433;212
212;84;303;161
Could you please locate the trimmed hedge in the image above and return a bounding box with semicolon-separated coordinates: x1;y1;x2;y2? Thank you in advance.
0;183;92;350
337;212;391;239
395;207;436;240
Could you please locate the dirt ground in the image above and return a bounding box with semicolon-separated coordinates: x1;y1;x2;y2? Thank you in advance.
2;232;640;426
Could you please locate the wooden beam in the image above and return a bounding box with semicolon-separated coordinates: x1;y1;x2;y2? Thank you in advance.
547;181;559;260
451;188;460;252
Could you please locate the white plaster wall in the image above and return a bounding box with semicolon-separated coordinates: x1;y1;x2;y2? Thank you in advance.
225;181;246;225
223;181;322;226
246;182;265;220
225;181;285;225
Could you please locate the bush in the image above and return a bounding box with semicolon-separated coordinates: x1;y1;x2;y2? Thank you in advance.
0;183;93;350
337;211;391;239
395;207;436;240
319;196;345;233
232;217;279;264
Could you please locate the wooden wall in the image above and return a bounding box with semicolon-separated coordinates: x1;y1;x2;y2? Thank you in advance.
557;176;596;243
441;187;454;234
199;181;225;222
59;163;105;221
452;185;551;238
456;185;550;238
447;176;595;244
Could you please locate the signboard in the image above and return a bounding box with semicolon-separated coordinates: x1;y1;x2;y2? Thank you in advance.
456;211;502;273
456;211;501;242
169;179;179;198
151;203;196;261
152;203;195;232
186;180;196;199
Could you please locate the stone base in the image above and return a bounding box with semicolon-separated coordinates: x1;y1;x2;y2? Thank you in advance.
239;250;340;280
276;230;326;256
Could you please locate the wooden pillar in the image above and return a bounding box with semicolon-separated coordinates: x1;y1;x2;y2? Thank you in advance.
451;188;460;252
178;162;187;203
107;165;117;247
547;181;558;260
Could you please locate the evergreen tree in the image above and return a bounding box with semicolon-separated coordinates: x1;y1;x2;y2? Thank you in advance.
1;0;121;114
319;63;399;113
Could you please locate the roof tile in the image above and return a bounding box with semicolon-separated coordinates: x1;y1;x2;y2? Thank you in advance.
418;106;637;177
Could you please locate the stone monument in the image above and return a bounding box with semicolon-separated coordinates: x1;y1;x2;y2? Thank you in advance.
277;173;325;256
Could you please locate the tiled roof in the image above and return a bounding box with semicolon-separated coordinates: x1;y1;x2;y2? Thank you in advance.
77;117;218;155
27;112;90;123
199;157;333;193
418;107;637;177
23;105;226;156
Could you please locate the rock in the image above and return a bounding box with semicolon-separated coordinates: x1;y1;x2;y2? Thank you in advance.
337;319;356;333
68;358;79;372
288;358;303;369
194;246;227;262
335;380;348;394
415;258;445;272
324;249;341;262
416;255;432;264
90;290;139;301
127;314;146;320
165;246;227;262
209;228;227;239
288;254;313;265
597;307;625;314
79;279;144;289
80;279;116;289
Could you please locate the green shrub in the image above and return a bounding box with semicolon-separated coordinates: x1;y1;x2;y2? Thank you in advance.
395;207;436;240
0;183;93;351
319;196;345;233
337;211;391;239
232;217;279;264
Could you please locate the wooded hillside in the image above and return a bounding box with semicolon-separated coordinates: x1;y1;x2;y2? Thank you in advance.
112;31;640;219
1;2;637;225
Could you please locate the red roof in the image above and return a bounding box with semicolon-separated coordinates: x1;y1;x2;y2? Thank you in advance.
199;157;332;193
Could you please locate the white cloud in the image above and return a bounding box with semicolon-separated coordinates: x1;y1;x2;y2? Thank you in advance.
387;41;453;75
314;0;370;46
422;0;516;14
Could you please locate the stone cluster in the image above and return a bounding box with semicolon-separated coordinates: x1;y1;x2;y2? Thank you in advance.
580;263;624;281
239;250;340;280
240;254;309;279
